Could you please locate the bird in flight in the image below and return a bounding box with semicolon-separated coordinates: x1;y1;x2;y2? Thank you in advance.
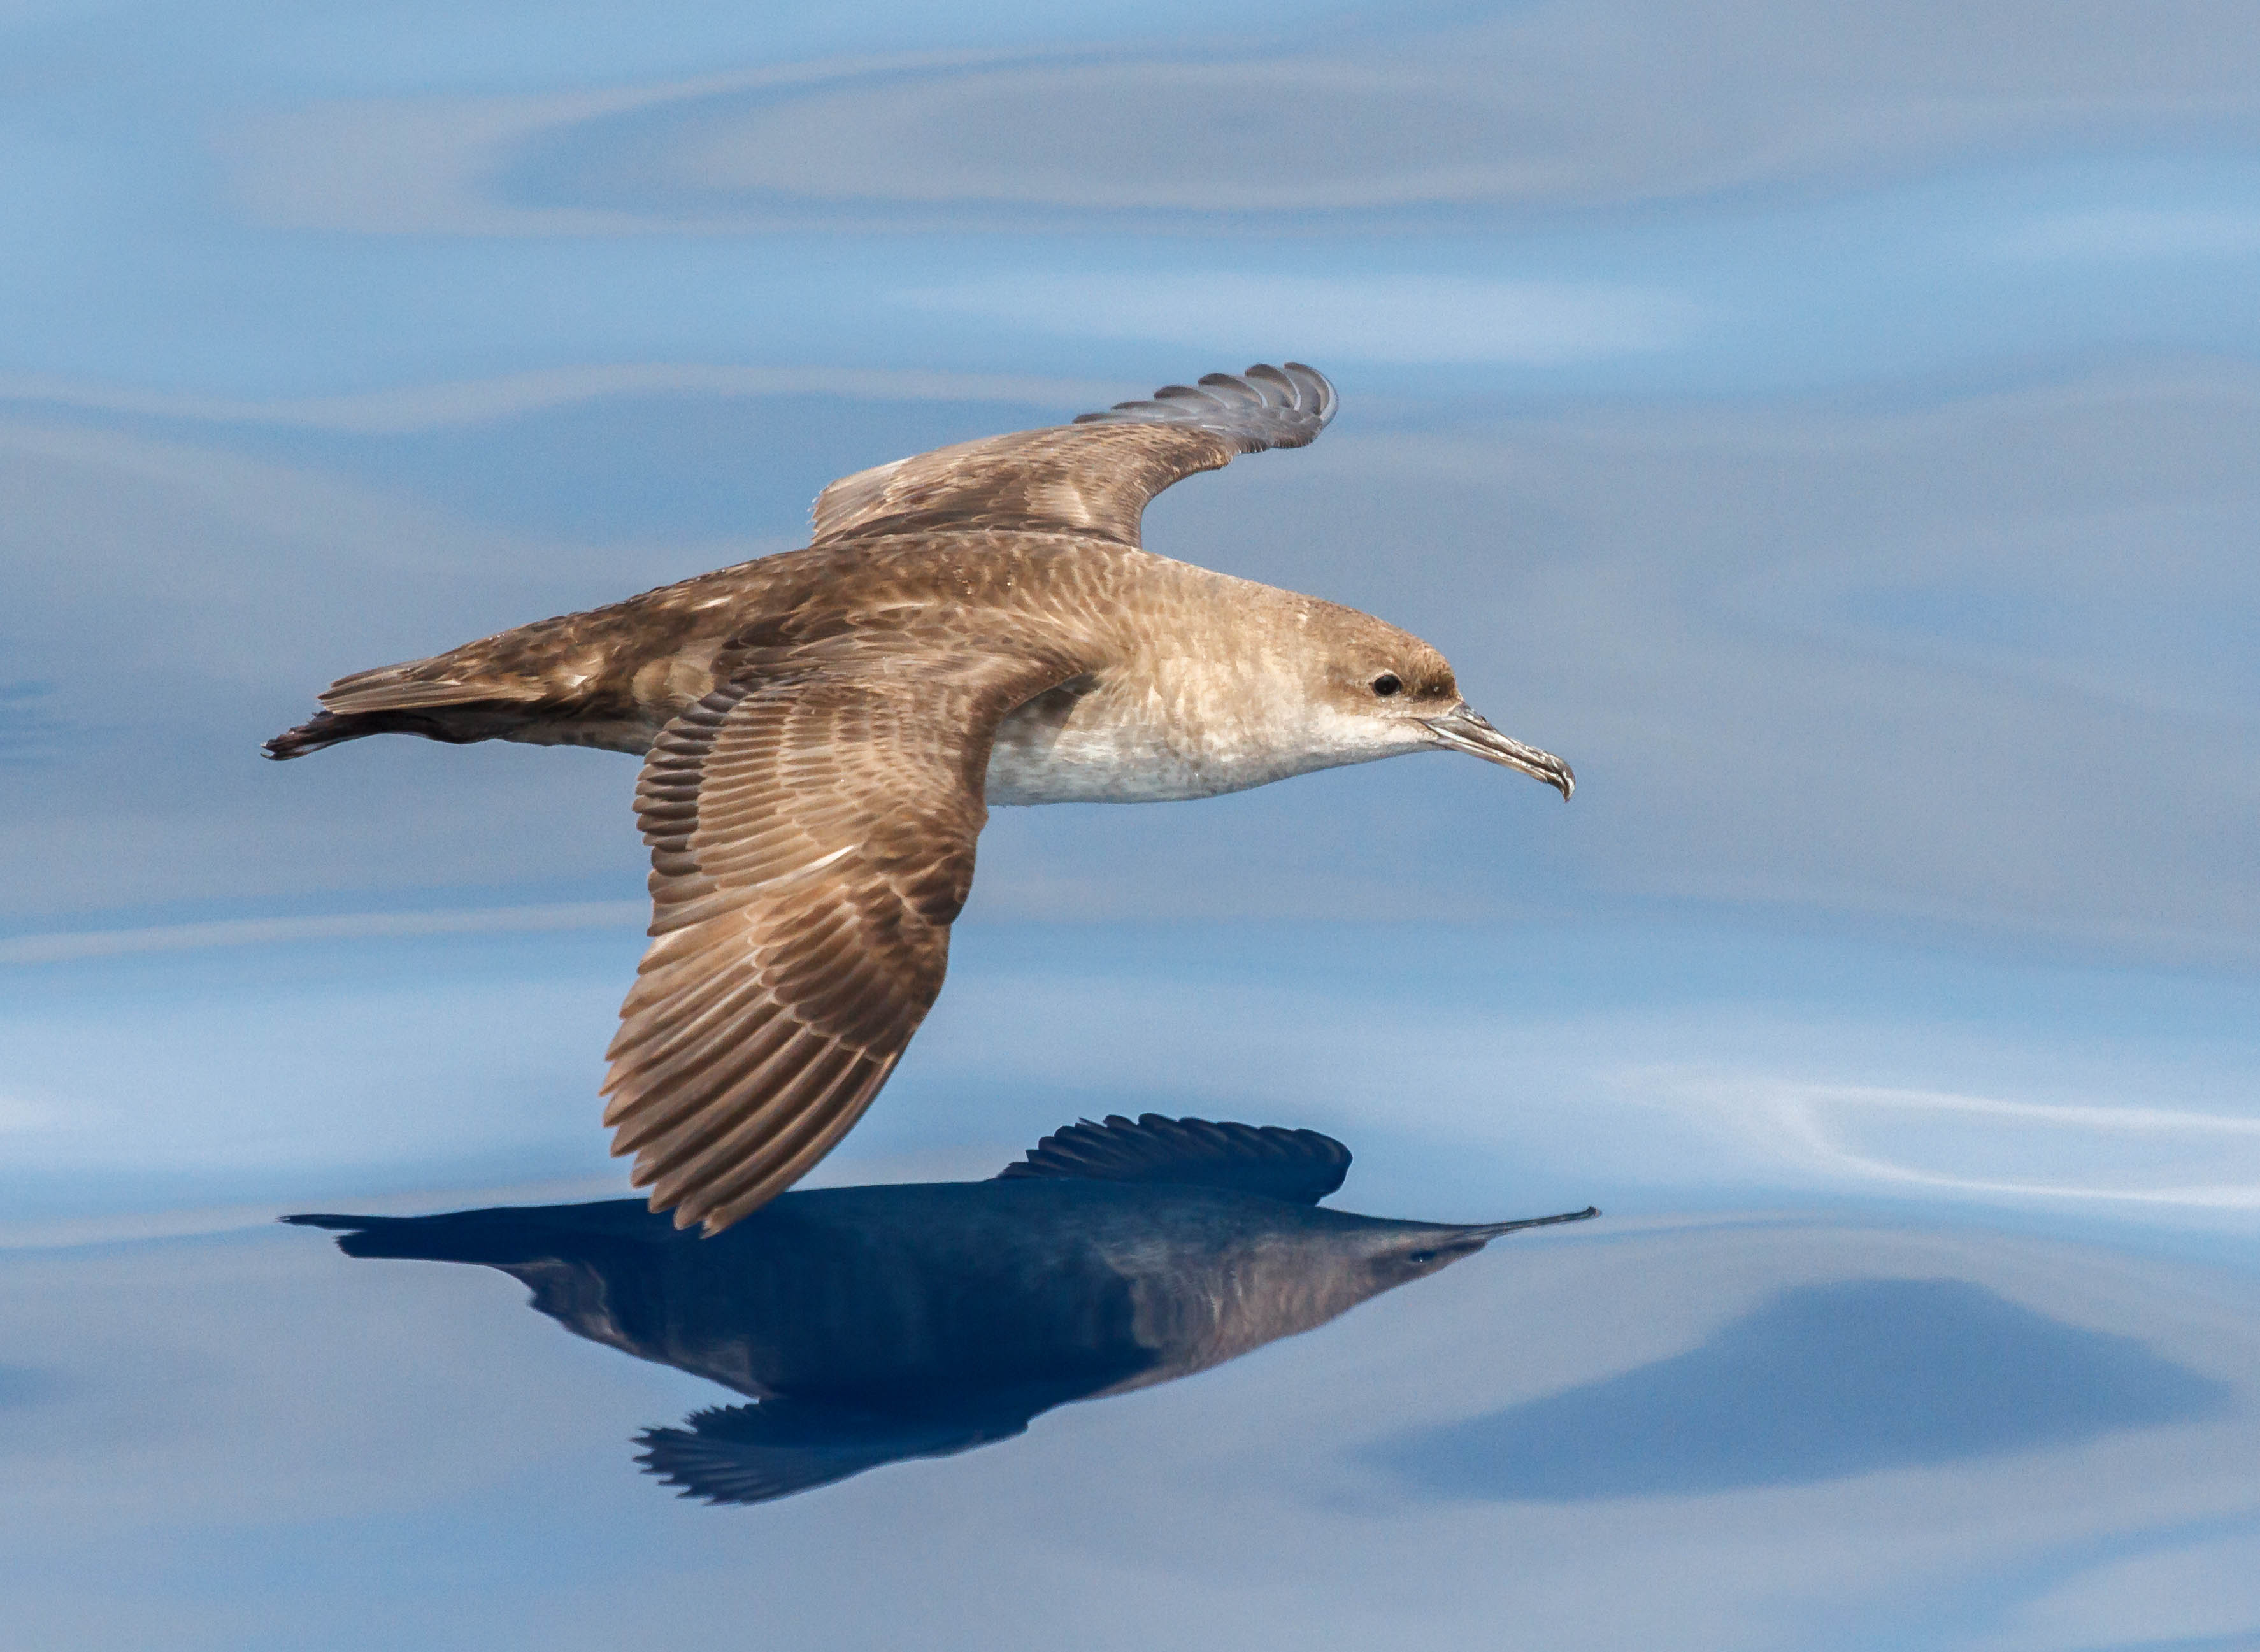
266;364;1573;1234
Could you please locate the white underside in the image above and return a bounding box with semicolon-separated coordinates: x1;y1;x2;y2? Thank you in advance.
981;684;1413;806
982;727;1275;805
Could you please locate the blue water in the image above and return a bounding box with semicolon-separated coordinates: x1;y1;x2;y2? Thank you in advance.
5;0;2260;1645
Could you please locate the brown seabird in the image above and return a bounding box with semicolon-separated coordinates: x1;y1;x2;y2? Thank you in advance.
266;363;1573;1234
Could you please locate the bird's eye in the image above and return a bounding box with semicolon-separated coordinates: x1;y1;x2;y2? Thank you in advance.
1405;1249;1438;1265
1371;673;1403;698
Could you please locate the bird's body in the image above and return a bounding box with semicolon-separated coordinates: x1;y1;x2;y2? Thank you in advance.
306;537;1438;804
268;364;1573;1232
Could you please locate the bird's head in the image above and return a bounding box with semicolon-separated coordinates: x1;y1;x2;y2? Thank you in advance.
1294;604;1574;799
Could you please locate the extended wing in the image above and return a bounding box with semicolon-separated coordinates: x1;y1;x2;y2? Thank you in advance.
810;362;1336;548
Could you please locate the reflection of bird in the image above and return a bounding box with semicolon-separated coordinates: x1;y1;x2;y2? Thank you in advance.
266;365;1574;1233
289;1113;1597;1506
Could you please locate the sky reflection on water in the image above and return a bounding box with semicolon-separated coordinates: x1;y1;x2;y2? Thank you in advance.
4;0;2260;1643
6;1195;2259;1651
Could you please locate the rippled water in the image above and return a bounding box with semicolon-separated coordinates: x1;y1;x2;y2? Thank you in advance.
6;0;2260;1646
8;924;2259;1649
12;1152;2260;1650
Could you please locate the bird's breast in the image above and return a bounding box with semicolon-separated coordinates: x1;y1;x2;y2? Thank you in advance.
983;671;1330;806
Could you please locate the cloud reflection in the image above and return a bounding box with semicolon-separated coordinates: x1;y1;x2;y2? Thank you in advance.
1654;1073;2260;1209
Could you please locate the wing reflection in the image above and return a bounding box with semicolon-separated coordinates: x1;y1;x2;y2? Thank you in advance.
289;1114;1594;1505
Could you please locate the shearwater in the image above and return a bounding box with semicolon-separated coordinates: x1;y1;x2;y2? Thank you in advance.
266;364;1575;1233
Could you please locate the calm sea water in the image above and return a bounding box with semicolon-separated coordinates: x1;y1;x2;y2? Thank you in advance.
6;0;2260;1646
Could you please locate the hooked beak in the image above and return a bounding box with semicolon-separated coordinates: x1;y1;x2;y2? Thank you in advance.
1421;705;1575;799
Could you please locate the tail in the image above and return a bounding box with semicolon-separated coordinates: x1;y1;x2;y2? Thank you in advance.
262;708;488;760
282;1200;662;1263
263;650;555;760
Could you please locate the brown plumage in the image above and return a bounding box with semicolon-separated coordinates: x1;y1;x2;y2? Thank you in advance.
267;364;1573;1233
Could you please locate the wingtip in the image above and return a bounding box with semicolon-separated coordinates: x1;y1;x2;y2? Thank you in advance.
262;712;350;761
1073;361;1337;446
1274;361;1338;426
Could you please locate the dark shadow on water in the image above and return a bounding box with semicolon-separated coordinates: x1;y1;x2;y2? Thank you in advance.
289;1114;1595;1506
1372;1278;2233;1502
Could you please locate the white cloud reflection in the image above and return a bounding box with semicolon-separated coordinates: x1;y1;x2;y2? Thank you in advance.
1649;1073;2260;1211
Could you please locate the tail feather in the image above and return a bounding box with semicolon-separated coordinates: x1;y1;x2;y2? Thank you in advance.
261;708;486;760
262;641;561;759
282;1200;662;1263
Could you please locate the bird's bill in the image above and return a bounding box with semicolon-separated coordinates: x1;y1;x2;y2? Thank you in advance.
1421;706;1575;799
1450;1206;1601;1241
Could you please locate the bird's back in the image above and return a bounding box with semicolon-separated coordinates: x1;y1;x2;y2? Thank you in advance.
292;532;1178;759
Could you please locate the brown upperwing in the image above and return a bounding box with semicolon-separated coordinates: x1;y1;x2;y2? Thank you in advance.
810;362;1337;548
601;638;1082;1234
